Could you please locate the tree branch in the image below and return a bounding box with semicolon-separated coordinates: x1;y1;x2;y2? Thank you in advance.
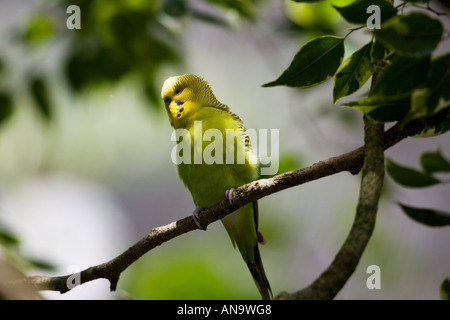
277;116;385;299
9;108;450;296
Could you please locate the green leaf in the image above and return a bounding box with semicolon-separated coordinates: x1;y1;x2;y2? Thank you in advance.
413;109;450;137
25;257;57;271
366;103;410;122
441;278;450;300
386;159;440;188
23;15;54;45
370;40;389;62
346;55;429;121
164;0;231;28
370;55;430;99
162;0;188;18
344;95;407;108
333;42;377;103
0;91;14;127
30;77;52;121
420;150;450;173
262;36;345;88
343;95;410;122
399;203;450;227
409;54;450;120
374;13;443;57
206;0;255;17
333;0;397;25
0;228;20;247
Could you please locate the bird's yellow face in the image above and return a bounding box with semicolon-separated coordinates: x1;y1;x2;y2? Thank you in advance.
161;74;227;128
161;75;198;128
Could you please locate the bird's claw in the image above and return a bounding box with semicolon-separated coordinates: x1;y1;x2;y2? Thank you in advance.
193;188;236;230
193;207;207;231
225;188;236;205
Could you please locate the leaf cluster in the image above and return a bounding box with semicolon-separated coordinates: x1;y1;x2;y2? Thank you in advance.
387;150;450;227
264;0;450;132
387;148;450;299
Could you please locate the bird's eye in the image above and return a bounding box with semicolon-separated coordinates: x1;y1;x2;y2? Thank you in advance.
164;97;171;104
174;89;181;95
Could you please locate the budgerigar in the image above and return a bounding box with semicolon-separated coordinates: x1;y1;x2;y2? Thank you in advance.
161;74;271;300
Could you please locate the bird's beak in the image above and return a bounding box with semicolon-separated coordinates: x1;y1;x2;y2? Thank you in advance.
163;97;172;112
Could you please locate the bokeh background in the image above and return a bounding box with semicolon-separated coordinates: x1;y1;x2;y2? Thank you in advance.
0;0;449;299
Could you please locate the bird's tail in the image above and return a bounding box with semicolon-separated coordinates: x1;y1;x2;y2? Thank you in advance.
221;202;272;300
246;243;272;300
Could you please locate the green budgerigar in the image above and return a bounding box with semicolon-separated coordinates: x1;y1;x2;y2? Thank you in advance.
161;74;271;300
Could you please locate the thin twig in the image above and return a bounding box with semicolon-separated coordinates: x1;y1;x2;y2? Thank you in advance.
415;3;447;16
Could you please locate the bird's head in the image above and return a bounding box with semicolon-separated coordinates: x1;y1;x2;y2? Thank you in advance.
161;74;226;128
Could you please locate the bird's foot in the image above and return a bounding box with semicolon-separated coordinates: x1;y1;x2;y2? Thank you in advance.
225;188;236;205
193;207;207;231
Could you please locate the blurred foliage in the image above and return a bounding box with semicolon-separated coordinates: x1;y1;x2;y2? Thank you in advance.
0;0;347;123
399;203;450;227
1;0;268;122
124;247;246;299
333;0;397;24
30;77;52;121
276;152;303;175
0;227;20;247
285;0;353;33
0;225;56;273
22;15;54;45
61;0;179;105
386;158;441;188
123;207;289;299
387;148;450;297
0;91;14;128
441;278;450;300
420;149;450;173
387;151;450;227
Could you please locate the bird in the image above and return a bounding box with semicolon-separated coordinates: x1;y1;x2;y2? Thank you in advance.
161;74;272;300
